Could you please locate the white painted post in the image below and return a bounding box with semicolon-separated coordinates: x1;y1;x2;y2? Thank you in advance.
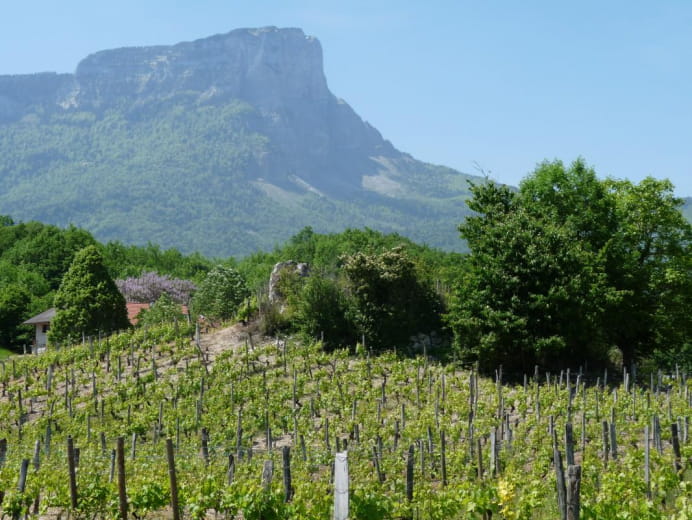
334;451;349;520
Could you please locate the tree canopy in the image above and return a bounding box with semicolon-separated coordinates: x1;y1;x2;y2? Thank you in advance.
50;246;130;344
343;247;444;352
0;218;209;350
448;159;691;372
191;266;250;321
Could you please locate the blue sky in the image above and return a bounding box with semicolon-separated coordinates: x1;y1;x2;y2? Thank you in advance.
2;1;691;195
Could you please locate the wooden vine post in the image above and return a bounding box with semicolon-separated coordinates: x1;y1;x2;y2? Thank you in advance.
566;465;581;520
166;438;181;520
554;448;566;520
17;458;29;493
261;460;274;492
13;458;30;520
201;427;209;464
0;438;7;468
403;444;415;520
282;446;293;502
565;422;575;466
644;425;651;499
440;430;448;487
116;436;128;520
67;436;78;509
671;423;682;477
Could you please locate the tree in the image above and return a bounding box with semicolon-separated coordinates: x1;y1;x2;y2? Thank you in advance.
448;159;691;372
448;178;617;371
50;246;130;344
191;266;250;321
605;177;692;367
343;247;443;352
3;224;97;290
0;284;31;349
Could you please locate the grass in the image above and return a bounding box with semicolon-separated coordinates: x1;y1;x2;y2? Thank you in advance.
0;347;15;360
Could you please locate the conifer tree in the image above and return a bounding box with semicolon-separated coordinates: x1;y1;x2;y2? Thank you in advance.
50;245;129;344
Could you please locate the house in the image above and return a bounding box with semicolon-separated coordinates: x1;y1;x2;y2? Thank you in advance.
22;308;56;353
22;302;190;351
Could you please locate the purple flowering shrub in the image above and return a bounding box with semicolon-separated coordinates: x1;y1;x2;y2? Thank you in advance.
116;271;196;304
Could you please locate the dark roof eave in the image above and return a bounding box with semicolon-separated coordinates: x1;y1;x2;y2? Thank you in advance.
22;308;57;325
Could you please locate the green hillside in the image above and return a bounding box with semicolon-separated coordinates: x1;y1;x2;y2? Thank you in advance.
0;28;477;257
0;97;476;257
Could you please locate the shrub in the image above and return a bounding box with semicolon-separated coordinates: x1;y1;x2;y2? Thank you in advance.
191;266;250;321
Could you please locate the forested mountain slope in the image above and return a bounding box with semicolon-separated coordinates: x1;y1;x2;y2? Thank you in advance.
0;27;477;257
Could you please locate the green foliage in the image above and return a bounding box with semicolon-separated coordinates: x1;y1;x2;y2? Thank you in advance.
1;223;97;290
238;226;463;294
243;228;455;352
343;247;444;352
0;283;31;349
50;245;130;344
191;266;250;321
604;177;692;366
449;159;691;372
0;218;212;347
256;298;292;337
0;220;96;348
0;323;688;519
102;240;212;282
681;197;692;223
136;293;186;328
292;274;356;349
0;99;476;257
448;176;617;371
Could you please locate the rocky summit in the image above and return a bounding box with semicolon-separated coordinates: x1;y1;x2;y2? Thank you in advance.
0;27;477;256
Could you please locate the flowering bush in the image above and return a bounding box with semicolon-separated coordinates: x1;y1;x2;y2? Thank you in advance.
116;271;196;304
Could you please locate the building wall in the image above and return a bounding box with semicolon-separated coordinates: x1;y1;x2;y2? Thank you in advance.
35;323;49;347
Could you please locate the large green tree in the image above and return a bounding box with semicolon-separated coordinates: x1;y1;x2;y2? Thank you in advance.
449;159;690;372
50;246;130;344
3;224;97;290
605;177;692;367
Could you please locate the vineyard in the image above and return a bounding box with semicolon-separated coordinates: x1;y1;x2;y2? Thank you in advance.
0;322;689;519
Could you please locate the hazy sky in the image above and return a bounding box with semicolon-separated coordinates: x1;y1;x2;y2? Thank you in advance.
2;1;691;195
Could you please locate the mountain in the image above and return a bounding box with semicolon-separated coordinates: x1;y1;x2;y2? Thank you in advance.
0;27;477;257
682;197;692;223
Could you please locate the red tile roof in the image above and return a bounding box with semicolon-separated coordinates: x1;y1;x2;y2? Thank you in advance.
127;303;150;325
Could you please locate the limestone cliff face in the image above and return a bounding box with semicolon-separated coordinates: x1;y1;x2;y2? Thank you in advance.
72;27;329;111
0;72;74;119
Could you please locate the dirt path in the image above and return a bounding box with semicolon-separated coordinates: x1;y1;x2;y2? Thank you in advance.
197;322;278;368
197;322;249;362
